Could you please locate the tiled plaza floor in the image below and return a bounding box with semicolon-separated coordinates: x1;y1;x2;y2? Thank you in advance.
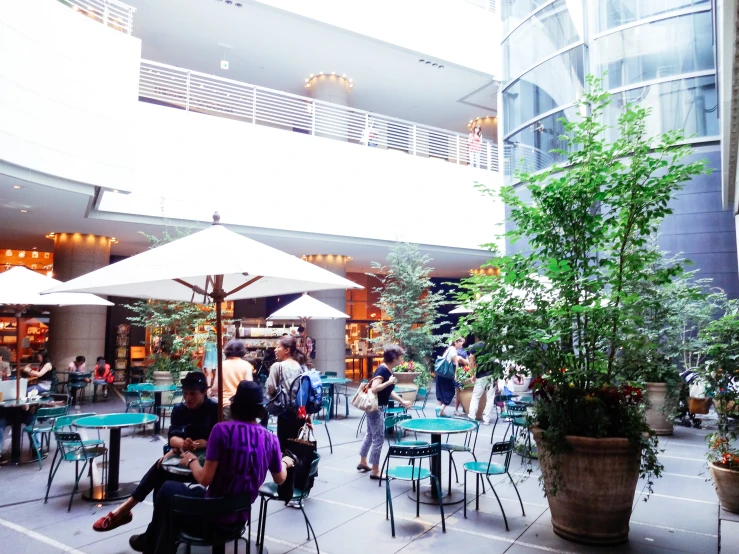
0;385;734;554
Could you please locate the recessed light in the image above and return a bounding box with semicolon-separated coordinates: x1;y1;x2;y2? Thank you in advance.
418;59;425;63
439;65;444;69
12;185;21;189
20;209;27;213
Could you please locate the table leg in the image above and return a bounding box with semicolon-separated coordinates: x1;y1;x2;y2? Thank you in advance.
430;432;442;498
154;391;162;434
407;432;464;505
10;413;22;464
108;427;121;493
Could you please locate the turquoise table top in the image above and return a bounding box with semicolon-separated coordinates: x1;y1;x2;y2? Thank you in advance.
397;417;476;435
74;413;158;429
320;377;350;385
127;384;181;392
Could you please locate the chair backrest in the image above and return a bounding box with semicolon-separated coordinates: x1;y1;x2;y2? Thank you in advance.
452;415;479;448
54;412;97;431
388;442;441;460
172;492;253;518
508;403;527;416
295;452;321;500
489;436;515;471
35;406;68;420
53;430;87;455
124;390;140;402
324;371;338;377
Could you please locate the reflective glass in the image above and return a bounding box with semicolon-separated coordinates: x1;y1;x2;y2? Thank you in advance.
502;0;554;34
503;46;585;135
503;106;579;183
592;0;709;32
604;75;718;141
592;11;714;90
503;0;584;82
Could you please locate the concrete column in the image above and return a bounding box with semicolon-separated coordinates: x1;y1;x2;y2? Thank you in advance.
303;254;349;378
48;233;112;372
306;73;351;141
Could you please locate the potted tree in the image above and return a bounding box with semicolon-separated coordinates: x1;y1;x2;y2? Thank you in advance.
458;76;708;545
370;241;447;402
697;298;739;513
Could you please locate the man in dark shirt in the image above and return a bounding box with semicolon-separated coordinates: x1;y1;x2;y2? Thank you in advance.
92;372;218;532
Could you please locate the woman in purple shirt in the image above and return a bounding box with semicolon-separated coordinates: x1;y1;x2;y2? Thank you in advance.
128;381;292;554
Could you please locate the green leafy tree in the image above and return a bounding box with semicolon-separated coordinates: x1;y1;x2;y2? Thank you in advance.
370;241;448;383
457;75;709;493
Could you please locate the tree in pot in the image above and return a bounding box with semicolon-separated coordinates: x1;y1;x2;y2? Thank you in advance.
370;241;447;388
696;297;739;513
456;75;708;545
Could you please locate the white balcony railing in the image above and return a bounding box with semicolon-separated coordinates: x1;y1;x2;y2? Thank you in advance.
463;0;496;12
139;60;499;172
59;0;136;35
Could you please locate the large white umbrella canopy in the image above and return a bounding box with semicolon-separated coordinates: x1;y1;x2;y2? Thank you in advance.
268;293;349;321
45;215;362;418
0;266;113;399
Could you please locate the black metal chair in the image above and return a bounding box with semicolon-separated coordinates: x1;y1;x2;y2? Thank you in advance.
172;493;253;554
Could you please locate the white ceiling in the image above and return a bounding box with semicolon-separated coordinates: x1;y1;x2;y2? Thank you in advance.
0;175;493;277
124;0;498;133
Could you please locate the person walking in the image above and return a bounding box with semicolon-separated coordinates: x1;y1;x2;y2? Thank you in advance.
466;341;498;424
437;338;468;416
357;345;411;479
468;124;482;168
209;339;253;420
266;335;309;451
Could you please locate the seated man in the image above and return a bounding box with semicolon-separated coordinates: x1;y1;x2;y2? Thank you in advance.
68;355;89;406
92;371;218;532
129;380;290;554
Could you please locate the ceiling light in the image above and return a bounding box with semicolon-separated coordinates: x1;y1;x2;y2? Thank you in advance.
12;185;21;189
304;73;355;90
20;209;27;213
110;237;119;244
425;61;431;65
235;2;242;5
418;59;425;63
439;65;444;69
46;232;55;239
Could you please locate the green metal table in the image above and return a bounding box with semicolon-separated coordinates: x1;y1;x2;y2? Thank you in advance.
397;417;477;505
0;396;52;465
75;413;157;501
320;377;350;419
126;383;180;433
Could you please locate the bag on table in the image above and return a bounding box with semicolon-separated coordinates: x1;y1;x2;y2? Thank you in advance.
351;380;378;412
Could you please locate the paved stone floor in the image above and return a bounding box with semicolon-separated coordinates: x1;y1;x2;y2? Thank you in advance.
0;386;736;554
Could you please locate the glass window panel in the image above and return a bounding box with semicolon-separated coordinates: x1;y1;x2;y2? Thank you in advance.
503;106;579;183
592;11;714;90
503;0;584;82
592;0;709;33
604;75;718;141
503;46;585;135
501;0;554;34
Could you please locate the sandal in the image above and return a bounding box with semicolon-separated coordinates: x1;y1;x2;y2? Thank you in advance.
93;511;132;532
356;464;371;472
369;474;382;480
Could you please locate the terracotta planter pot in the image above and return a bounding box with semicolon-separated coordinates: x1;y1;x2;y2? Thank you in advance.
458;385;487;419
644;382;673;436
531;427;641;546
394;372;419;385
152;370;175;404
710;462;739;513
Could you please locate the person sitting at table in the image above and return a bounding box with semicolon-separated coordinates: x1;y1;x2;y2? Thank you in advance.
92;357;113;399
128;380;290;554
92;371;218;532
22;350;53;394
208;339;253;420
68;355;89;405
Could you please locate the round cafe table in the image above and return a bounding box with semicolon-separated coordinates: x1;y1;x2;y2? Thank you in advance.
75;413;157;501
126;384;181;433
396;417;477;505
320;377;350;419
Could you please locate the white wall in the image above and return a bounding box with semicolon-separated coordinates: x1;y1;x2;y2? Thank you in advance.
99;102;503;251
0;0;141;190
255;0;500;77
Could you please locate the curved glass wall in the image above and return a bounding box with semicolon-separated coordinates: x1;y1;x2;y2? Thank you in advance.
502;0;555;34
502;0;584;82
603;75;718;141
503;106;578;179
592;11;714;91
592;0;709;33
503;46;585;135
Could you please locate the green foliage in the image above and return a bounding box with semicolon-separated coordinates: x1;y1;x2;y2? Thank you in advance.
697;297;739;470
370;241;448;372
457;75;710;495
124;227;215;382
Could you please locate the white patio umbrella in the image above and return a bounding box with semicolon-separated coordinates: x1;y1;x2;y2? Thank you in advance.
268;293;349;322
45;214;362;418
0;266;113;400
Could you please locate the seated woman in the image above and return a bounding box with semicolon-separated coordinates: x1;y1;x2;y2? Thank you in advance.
128;380;291;554
92;372;218;532
92;357;113;399
23;350;53;394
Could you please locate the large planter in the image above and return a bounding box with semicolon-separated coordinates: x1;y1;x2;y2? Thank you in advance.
532;427;641;546
710;462;739;513
458;385;487;419
644;382;673;436
394;372;419;385
511;376;531;392
152;370;175;404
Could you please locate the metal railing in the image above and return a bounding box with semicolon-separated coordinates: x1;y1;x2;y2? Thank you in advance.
59;0;135;35
139;60;499;172
463;0;496;12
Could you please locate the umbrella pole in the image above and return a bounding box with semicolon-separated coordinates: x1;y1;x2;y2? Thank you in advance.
214;281;225;422
15;310;22;401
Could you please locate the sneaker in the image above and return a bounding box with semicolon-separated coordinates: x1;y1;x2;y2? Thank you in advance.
129;534;147;553
482;419;491;425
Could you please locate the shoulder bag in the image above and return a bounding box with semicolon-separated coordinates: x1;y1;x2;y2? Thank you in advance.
266;363;290;416
351;379;379;412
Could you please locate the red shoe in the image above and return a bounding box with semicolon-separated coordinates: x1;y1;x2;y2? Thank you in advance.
93;511;132;532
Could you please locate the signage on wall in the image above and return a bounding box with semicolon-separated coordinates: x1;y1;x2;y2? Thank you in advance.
0;250;54;275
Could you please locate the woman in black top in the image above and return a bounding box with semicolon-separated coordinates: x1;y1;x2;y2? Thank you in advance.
357;345;411;479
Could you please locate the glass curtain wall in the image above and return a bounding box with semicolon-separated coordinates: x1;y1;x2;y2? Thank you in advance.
500;0;718;183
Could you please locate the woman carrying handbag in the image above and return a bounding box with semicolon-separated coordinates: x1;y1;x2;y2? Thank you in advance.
357;345;411;479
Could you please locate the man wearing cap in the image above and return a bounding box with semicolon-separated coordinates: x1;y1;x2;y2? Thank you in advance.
129;380;291;554
92;371;218;533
